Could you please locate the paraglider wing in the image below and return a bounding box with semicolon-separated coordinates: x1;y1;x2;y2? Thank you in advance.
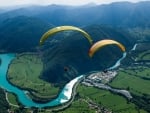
39;26;93;45
89;39;126;57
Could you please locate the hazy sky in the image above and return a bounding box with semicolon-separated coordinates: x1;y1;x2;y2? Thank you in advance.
0;0;149;7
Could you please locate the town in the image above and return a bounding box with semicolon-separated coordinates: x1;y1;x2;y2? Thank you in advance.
83;70;117;85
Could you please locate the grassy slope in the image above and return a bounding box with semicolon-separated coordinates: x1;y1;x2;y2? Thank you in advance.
7;53;59;99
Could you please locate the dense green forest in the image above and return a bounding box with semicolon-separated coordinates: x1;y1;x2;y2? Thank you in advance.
0;88;10;113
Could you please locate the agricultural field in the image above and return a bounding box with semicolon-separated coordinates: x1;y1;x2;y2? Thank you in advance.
121;66;150;79
57;98;95;113
56;85;147;113
109;67;150;96
135;50;150;61
7;53;59;99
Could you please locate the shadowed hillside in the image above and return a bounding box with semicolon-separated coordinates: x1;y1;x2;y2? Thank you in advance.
40;25;135;84
0;16;53;53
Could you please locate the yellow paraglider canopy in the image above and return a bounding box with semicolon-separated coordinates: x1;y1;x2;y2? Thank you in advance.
39;26;93;45
89;39;126;57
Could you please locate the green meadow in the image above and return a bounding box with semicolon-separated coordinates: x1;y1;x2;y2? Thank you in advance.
135;50;150;61
7;93;18;106
122;66;150;79
7;53;59;99
109;67;150;96
57;98;95;113
57;84;147;113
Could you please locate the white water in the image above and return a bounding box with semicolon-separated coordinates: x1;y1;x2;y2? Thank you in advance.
131;44;137;51
107;52;126;70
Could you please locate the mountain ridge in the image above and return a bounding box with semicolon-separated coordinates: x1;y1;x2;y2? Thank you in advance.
1;1;150;27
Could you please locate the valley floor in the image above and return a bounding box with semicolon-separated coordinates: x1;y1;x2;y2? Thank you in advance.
6;43;150;113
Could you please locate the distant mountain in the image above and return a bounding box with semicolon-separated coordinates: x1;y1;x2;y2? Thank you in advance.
0;16;53;53
0;9;4;14
1;1;150;27
41;25;135;84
